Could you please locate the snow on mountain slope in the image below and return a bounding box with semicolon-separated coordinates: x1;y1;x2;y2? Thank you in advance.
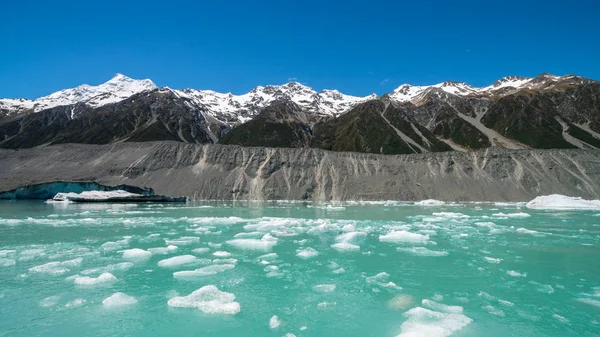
173;82;377;123
390;74;592;103
0;74;157;113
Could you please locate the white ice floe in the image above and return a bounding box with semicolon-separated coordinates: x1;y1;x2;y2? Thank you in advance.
102;292;137;307
50;190;141;202
422;299;464;314
148;245;178;255
331;243;361;252
575;298;600;308
29;258;83;275
432;212;470;219
122;248;152;261
484;257;502;264
387;295;414;311
226;234;278;251
317;301;336;310
74;272;118;285
516;228;541;235
333;267;346;274
258;253;278;260
157;255;198;268
0;249;16;257
415;199;446;206
191;247;210;255
396;247;449;257
40;295;61;307
173;264;235;278
213;251;231;258
313;284;336;293
482;305;505;317
80;262;133;275
366;272;402;290
296;247;319;259
101;238;130;252
396;307;472;337
269;315;282;329
553;313;569;323
65;298;87;308
506;270;527;278
0;258;16;267
526;194;600;210
165;237;200;246
492;212;531;218
167;285;240;315
379;231;429;244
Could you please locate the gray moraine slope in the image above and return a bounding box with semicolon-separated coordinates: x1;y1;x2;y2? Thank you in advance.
0;142;599;201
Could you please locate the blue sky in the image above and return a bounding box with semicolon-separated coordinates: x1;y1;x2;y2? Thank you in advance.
1;0;599;98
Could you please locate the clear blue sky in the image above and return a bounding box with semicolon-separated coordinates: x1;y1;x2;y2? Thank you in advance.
1;0;599;98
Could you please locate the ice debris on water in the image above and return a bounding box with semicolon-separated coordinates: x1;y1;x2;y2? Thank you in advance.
167;285;240;315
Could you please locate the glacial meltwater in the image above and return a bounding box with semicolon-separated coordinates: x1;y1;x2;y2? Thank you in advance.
0;200;599;336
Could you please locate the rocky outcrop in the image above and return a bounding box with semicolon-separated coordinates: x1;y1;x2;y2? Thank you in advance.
1;142;599;202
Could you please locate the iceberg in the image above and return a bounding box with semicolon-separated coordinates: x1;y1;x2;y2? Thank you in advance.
48;190;187;203
526;194;600;210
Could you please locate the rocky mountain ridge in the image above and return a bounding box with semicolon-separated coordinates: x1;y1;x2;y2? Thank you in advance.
1;73;599;154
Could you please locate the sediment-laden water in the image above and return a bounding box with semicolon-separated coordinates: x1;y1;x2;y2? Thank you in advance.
0;200;599;336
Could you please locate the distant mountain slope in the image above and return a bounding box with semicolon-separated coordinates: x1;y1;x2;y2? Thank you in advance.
1;72;599;154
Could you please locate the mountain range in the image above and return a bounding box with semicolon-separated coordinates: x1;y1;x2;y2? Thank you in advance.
1;73;599;153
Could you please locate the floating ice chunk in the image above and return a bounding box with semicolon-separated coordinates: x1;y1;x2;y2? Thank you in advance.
227;234;278;251
173;264;235;278
482;305;505;317
51;190;141;202
432;212;469;219
122;248;152;261
516;228;541;235
396;307;472;337
336;231;367;244
317;301;336;310
530;281;554;294
208;242;222;248
432;294;444;302
474;222;495;228
165;237;200;246
313;284;336;293
387;294;414;311
492;212;531;218
269;315;282;329
415;199;445;206
148;245;178;255
300;326;308;331
296;247;319;259
422;299;464;314
506;270;527;278
213;258;237;264
341;224;356;232
233;232;264;239
498;299;514;307
101;239;130;252
553;313;569;323
331;243;361;252
167;285;240;315
397;247;449;257
157;255;198;268
526;194;600;210
0;249;16;257
575;298;600;308
258;253;278;260
65;298;87;308
379;231;429;244
18;248;46;261
29;258;83;275
484;257;502;264
102;292;137;307
40;295;61;307
0;258;16;267
213;251;231;258
74;272;117;285
80;262;133;275
191;247;210;255
333;267;346;274
283;334;297;337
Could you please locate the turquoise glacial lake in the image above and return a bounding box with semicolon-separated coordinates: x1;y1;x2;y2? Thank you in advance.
0;200;599;336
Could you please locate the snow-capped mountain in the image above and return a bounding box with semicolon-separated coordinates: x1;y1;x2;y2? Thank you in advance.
389;74;592;103
0;74;157;114
172;82;377;124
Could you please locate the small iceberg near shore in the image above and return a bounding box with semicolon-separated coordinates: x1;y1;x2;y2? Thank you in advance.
526;194;600;210
48;190;187;203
